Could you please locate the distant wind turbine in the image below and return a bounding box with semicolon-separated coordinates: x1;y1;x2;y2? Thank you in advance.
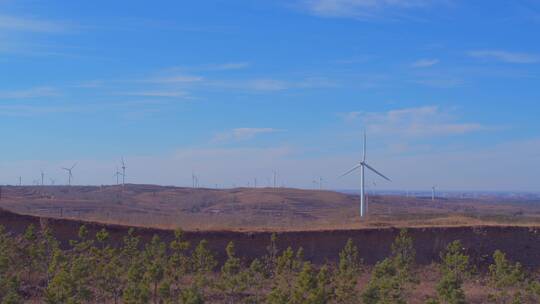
40;170;45;186
62;163;77;186
121;158;126;186
432;185;437;202
114;166;123;185
340;131;391;218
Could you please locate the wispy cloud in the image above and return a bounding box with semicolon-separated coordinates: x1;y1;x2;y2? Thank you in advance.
145;75;204;84
343;106;490;137
120;90;189;98
204;62;250;71
213;128;283;143
299;0;436;19
0;86;60;99
411;58;439;68
412;77;463;88
468;50;539;64
0;104;81;116
0;15;67;33
210;77;337;92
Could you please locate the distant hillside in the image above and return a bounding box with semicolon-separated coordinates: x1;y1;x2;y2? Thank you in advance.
0;184;539;231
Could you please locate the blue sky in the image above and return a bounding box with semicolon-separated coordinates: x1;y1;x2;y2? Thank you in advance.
1;0;539;191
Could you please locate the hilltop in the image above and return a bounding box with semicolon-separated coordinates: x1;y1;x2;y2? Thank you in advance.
0;184;539;231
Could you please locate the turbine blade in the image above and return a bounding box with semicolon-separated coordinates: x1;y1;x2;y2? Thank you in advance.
71;162;77;170
363;130;366;162
339;164;362;178
363;162;391;181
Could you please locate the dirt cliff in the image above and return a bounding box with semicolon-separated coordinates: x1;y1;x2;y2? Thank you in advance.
1;208;539;268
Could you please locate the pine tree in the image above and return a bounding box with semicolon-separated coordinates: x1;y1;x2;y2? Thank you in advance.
362;258;406;304
362;230;416;304
19;224;45;281
0;226;22;304
123;258;150;304
181;286;204;304
219;241;247;302
191;239;217;294
246;258;265;303
391;229;416;285
267;247;304;304
93;229;123;304
436;240;471;304
264;233;279;278
310;265;334;304
168;229;190;298
334;239;362;304
45;225;94;303
144;235;167;304
291;262;317;304
488;250;525;303
0;276;22;304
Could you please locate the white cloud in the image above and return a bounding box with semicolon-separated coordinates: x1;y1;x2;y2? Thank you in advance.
146;75;204;84
213;128;283;143
411;58;439;68
300;0;434;19
209;79;289;91
0;86;60;99
120;90;188;98
0;104;82;116
210;77;336;92
344;106;489;137
468;50;539;64
204;62;250;71
0;15;66;33
412;77;463;88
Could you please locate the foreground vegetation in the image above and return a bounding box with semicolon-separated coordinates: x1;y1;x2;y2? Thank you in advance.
0;225;539;303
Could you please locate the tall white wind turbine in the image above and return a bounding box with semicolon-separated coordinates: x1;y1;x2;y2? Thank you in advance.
340;132;391;218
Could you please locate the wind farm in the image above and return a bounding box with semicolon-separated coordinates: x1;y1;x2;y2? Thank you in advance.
1;1;539;302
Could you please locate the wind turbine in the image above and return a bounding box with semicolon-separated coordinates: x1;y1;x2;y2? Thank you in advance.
432;185;437;202
40;170;45;186
121;158;126;186
340;132;391;218
62;163;77;186
312;177;323;190
114;167;123;185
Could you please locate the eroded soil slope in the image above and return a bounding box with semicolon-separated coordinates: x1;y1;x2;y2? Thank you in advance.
1;208;539;268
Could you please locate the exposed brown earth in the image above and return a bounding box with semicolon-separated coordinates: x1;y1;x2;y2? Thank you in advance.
1;184;539;231
1;184;539;269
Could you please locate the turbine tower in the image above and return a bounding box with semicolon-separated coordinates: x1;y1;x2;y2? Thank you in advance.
340;132;391;218
40;170;45;186
432;185;437;202
121;158;126;186
62;163;77;186
114;167;123;185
